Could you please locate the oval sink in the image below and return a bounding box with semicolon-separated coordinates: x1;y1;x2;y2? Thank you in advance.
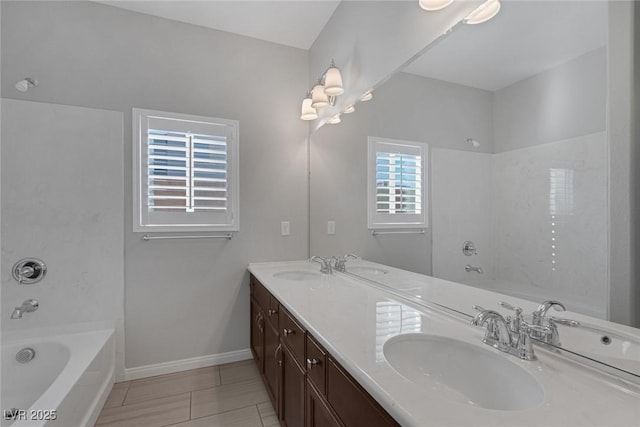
273;270;321;281
383;334;544;411
348;266;388;275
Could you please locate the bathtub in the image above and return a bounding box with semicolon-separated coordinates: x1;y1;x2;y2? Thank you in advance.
1;329;115;427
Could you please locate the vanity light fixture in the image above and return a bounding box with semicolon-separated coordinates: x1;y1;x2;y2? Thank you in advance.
418;0;454;11
300;92;318;121
15;77;38;92
465;0;501;25
327;114;342;124
343;104;355;114
360;90;374;102
323;60;344;96
301;60;345;120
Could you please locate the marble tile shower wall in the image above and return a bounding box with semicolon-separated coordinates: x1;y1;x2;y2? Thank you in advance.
492;131;608;317
432;132;608;318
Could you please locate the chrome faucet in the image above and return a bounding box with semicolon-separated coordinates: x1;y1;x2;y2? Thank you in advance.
465;264;483;274
472;306;545;360
332;254;358;273
310;256;332;274
472;309;512;352
531;300;566;345
11;299;39;319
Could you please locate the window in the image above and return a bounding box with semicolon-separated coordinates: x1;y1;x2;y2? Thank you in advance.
367;137;427;229
133;108;239;232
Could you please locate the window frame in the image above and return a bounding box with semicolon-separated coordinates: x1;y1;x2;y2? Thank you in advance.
367;136;428;230
132;108;239;232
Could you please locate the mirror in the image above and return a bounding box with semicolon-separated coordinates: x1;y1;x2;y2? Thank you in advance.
310;0;639;376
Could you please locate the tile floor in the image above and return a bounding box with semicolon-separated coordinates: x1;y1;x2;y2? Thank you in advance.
95;360;279;427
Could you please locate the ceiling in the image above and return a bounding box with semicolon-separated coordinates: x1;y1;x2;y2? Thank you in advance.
96;1;608;91
403;0;608;91
95;0;341;50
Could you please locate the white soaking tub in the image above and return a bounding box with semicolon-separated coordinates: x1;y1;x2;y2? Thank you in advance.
1;329;114;427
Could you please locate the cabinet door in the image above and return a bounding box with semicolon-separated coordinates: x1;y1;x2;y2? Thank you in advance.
306;381;343;427
326;359;399;427
281;345;305;427
250;298;264;373
263;321;280;408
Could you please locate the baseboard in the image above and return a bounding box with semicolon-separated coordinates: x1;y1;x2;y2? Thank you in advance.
124;348;253;381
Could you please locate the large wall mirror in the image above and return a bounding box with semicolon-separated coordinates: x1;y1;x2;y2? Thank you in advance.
310;1;637;375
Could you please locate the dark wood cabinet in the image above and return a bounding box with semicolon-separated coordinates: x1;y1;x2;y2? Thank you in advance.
249;274;400;427
281;344;306;427
263;320;280;407
306;381;343;427
250;298;264;372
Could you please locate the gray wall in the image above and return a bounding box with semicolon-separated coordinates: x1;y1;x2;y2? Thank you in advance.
493;47;607;152
310;72;493;274
1;1;310;371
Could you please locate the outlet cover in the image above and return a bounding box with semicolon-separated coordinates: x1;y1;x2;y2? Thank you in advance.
281;221;290;236
327;221;336;235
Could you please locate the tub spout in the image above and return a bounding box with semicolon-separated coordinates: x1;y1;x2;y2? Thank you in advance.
10;299;39;319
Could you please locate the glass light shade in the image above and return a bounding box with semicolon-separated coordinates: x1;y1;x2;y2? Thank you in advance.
311;84;330;108
465;0;501;25
327;114;341;124
324;66;344;96
360;90;373;102
418;0;454;11
343;104;355;114
300;98;318;121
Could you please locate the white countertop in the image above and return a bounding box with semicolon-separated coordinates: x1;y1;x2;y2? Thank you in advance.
248;260;640;427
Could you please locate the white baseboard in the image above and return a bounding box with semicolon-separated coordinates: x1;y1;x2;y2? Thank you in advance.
124;348;253;381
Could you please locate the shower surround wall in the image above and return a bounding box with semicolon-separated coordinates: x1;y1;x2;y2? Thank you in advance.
431;48;608;318
1;99;125;374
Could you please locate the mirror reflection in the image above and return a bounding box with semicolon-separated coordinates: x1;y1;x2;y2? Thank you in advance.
310;0;638;373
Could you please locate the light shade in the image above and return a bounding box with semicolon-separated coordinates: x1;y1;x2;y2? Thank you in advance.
327;114;341;124
300;97;318;121
465;0;501;25
311;83;330;109
360;90;373;102
324;66;344;96
418;0;454;11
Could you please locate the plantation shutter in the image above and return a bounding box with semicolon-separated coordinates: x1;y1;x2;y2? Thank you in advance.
134;109;239;232
368;138;427;229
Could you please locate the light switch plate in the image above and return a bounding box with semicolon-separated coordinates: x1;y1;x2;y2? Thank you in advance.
327;221;336;235
281;221;290;236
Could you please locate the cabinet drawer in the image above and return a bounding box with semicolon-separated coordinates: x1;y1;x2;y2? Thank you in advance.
306;335;326;395
280;308;306;367
326;358;399;427
251;275;271;312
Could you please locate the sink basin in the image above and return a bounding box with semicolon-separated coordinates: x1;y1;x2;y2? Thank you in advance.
273;270;321;281
348;266;388;275
383;334;544;411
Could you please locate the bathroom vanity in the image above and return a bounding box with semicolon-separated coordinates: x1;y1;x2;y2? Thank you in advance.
248;260;640;427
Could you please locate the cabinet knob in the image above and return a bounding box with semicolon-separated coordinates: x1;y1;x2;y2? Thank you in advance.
283;328;294;336
306;358;321;369
268;309;278;316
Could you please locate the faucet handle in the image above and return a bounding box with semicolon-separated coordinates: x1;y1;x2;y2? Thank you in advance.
549;317;580;327
499;301;522;313
499;301;523;332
